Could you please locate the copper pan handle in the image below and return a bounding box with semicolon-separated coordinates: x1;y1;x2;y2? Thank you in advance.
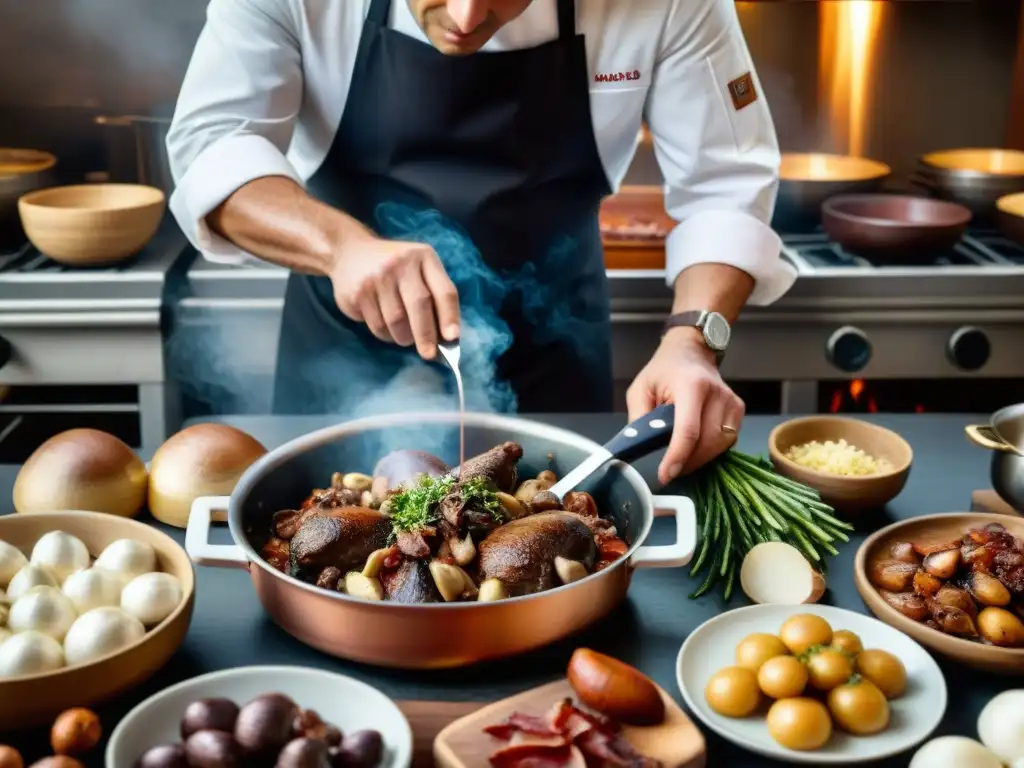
631;495;697;569
185;496;250;569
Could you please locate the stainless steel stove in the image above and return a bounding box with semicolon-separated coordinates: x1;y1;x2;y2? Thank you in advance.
171;227;1024;418
0;217;190;457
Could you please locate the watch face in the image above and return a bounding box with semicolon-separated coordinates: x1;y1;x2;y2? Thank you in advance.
703;312;731;351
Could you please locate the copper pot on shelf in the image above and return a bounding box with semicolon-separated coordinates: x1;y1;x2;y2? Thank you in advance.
185;411;696;669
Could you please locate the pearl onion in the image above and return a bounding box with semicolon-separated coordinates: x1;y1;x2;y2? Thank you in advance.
62;568;124;614
94;539;157;579
9;585;78;641
0;630;65;677
7;563;59;600
120;572;183;626
63;607;144;667
0;541;27;588
30;531;91;583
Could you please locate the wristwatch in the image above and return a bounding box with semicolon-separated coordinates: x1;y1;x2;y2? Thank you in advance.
662;310;731;362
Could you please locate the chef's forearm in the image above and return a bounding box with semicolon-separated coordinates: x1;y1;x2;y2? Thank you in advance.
206;176;372;275
671;263;755;323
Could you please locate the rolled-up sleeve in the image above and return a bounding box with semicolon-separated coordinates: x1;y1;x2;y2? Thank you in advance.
644;0;795;305
166;0;303;264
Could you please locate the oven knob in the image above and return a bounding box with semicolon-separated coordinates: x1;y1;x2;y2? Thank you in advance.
825;326;872;373
0;336;10;368
947;326;990;371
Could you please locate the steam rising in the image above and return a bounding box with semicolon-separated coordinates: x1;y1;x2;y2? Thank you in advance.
167;203;604;462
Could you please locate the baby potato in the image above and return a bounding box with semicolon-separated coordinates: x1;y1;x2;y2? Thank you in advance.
831;629;863;657
735;633;789;672
855;649;907;699
780;614;833;655
757;655;808;699
705;666;761;718
806;648;854;692
766;698;833;751
828;677;890;735
977;606;1024;647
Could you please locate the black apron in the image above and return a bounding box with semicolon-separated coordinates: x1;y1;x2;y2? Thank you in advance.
272;0;615;417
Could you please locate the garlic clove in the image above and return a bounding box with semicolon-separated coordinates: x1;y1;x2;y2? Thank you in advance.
361;548;391;579
343;571;383;601
478;578;507;602
429;560;472;602
450;534;476;567
554;556;588;585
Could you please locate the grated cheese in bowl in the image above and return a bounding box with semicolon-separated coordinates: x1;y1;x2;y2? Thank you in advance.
784;438;893;476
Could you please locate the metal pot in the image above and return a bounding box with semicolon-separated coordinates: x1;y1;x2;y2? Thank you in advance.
914;149;1024;221
185;411;696;669
771;153;891;232
0;149;57;242
96;108;174;196
965;403;1024;512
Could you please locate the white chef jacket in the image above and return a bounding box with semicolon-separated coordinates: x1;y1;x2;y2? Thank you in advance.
167;0;796;305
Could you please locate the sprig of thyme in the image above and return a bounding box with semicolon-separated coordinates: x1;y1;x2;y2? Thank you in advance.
388;474;503;535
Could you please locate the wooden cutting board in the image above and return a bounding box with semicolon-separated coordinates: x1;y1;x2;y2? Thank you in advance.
403;680;704;768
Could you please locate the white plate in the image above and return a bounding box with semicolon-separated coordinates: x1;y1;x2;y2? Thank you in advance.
106;665;413;768
677;604;947;764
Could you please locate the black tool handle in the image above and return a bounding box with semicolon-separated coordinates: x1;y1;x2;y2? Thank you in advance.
0;336;11;369
602;403;675;464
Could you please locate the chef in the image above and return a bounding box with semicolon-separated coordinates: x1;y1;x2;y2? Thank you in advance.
166;0;796;484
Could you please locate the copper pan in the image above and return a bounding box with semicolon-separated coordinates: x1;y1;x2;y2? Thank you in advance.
997;192;1024;248
915;148;1024;219
185;411;696;669
822;194;972;261
772;153;891;231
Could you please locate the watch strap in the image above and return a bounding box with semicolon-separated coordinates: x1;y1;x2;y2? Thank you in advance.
662;310;727;363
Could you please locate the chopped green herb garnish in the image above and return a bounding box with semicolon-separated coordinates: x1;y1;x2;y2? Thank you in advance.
388;474;504;536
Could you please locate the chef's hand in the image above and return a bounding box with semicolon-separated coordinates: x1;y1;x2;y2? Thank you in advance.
330;234;461;359
627;327;745;485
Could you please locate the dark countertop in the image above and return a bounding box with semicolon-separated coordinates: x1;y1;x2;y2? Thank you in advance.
0;413;1010;767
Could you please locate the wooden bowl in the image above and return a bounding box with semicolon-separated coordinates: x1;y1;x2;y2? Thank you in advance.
0;511;194;731
768;416;913;514
18;183;165;266
854;512;1024;674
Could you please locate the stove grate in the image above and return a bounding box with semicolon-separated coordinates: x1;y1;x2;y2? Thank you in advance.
781;229;1024;270
0;241;144;274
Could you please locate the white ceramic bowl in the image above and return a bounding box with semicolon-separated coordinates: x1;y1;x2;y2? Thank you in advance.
677;604;946;764
106;665;413;767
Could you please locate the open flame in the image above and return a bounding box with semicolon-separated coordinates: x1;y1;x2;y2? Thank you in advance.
819;2;886;157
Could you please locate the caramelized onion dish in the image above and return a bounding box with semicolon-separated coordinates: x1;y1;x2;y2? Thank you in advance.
868;522;1024;647
256;443;629;603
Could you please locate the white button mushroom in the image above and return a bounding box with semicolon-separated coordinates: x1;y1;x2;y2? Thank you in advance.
63;606;145;666
94;539;157;579
0;541;28;588
120;572;183;626
8;585;79;641
0;629;65;677
62;568;125;614
6;563;59;600
30;531;91;583
978;690;1024;764
910;736;1002;768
